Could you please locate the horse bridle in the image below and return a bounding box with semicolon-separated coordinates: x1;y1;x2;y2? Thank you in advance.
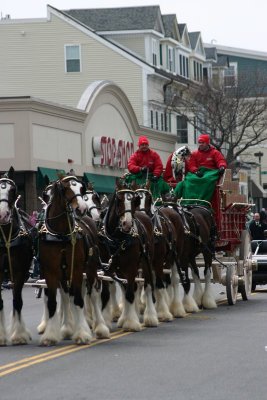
0;178;17;208
135;188;152;213
58;176;85;206
115;189;135;218
84;190;101;216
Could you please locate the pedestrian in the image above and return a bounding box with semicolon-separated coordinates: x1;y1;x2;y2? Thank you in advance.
248;212;267;240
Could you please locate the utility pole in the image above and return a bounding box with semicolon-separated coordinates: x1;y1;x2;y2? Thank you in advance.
254;151;264;186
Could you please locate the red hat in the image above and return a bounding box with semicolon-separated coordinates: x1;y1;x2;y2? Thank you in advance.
198;134;210;144
138;136;149;146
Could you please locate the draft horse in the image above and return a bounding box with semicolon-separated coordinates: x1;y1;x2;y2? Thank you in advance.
102;180;158;331
38;174;96;346
0;167;33;345
171;145;218;309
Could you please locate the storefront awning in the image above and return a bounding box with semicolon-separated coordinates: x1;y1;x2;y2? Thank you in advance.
37;167;66;188
83;173;117;193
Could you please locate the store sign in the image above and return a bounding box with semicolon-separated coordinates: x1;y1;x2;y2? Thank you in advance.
92;136;134;169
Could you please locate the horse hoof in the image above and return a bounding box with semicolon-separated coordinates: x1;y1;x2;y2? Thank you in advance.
94;324;110;339
74;336;91;345
0;339;7;346
40;339;58;346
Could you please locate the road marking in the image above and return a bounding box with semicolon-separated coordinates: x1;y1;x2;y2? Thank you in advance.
0;291;262;377
0;329;131;378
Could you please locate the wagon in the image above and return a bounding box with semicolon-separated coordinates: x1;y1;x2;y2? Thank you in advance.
193;172;257;306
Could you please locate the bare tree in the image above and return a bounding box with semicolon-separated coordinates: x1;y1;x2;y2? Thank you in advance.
167;71;267;167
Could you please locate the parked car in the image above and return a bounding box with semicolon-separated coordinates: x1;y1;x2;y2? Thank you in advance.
251;235;267;290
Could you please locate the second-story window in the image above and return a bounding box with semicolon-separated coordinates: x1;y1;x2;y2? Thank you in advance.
168;46;174;72
65;45;81;72
152;39;158;66
176;115;188;143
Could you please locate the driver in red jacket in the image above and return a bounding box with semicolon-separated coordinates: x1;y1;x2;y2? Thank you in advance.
127;136;163;181
188;134;227;176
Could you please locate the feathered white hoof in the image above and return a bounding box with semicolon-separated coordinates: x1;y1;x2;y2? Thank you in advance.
37;319;47;335
11;330;31;345
143;314;159;327
61;324;74;340
202;292;217;309
120;318;142;332
183;294;200;313
94;323;110;339
73;330;92;345
170;300;186;318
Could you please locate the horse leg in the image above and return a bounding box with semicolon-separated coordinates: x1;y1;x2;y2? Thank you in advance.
69;280;92;345
169;262;186;318
40;285;61;346
87;278;110;339
180;266;199;313
10;279;31;345
37;288;49;334
0;289;7;346
202;257;217;309
190;260;204;307
108;281;122;322
143;281;159;327
59;286;74;340
117;283;141;331
154;273;173;322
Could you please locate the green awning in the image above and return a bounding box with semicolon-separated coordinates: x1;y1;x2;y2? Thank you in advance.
83;173;117;193
37;167;66;188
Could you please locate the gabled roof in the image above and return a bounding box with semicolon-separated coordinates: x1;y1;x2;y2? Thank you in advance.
204;46;217;62
162;14;180;41
178;23;186;37
215;54;229;67
178;23;191;49
63;6;164;33
188;32;200;50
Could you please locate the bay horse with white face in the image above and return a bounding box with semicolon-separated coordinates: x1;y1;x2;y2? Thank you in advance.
38;174;96;346
0;167;33;345
102;180;158;331
171;147;218;309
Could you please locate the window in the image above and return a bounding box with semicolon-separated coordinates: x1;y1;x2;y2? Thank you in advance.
179;54;189;78
224;62;238;87
155;111;159;130
168;46;174;72
152;39;158;66
65;45;81;72
176;115;188;143
150;110;154;128
159;44;163;66
161;113;164;130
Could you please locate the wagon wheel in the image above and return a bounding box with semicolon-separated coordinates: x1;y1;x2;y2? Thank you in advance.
238;230;252;301
226;263;238;305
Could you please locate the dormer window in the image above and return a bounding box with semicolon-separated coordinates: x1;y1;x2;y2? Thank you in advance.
167;46;175;72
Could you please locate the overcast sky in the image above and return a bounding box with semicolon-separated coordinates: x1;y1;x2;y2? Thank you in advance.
1;0;267;53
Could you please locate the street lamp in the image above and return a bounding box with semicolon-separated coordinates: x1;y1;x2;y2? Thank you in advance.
254;151;264;186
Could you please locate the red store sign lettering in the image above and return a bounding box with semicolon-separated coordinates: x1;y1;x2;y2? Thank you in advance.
92;136;134;169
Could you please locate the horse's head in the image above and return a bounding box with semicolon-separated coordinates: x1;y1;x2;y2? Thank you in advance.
83;182;102;221
114;179;140;232
42;182;53;204
54;175;87;215
0;167;17;224
134;182;153;216
171;146;191;179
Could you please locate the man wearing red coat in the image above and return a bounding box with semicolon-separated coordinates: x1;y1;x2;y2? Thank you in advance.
188;134;227;176
128;136;163;180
